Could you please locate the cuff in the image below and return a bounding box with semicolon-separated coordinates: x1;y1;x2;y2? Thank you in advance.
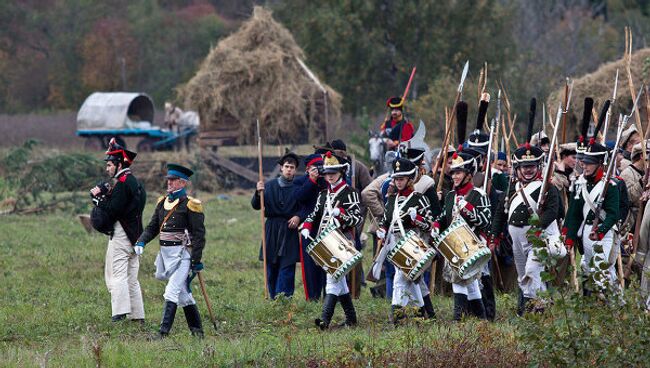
338;207;346;217
561;227;568;236
597;231;605;241
432;221;440;229
301;222;313;232
463;202;475;211
565;238;574;247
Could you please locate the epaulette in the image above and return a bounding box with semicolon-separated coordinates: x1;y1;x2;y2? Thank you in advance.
187;196;203;213
157;195;166;204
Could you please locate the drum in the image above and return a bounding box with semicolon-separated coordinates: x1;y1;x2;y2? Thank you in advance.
306;223;363;281
431;217;491;280
387;230;436;282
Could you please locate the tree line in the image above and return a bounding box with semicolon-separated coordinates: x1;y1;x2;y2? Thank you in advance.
1;0;649;128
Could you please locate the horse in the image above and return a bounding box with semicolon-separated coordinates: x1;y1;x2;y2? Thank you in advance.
368;130;387;176
164;102;200;151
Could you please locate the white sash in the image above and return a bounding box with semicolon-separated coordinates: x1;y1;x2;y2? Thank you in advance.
508;181;542;221
581;180;606;222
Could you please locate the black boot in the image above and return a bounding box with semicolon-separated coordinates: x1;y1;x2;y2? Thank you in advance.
183;304;204;338
111;313;127;322
468;298;487;320
315;294;337;330
481;275;496;321
338;293;357;327
422;294;436;320
159;301;177;337
452;293;468;322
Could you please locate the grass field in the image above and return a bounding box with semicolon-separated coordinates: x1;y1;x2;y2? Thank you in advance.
1;193;530;367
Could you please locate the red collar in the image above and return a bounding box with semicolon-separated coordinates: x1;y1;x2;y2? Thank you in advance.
398;188;413;196
589;167;604;183
328;180;346;193
455;180;473;196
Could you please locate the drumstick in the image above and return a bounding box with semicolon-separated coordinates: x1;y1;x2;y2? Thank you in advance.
492;252;504;289
428;259;437;295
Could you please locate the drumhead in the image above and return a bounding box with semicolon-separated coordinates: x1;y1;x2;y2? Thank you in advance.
458;247;491;280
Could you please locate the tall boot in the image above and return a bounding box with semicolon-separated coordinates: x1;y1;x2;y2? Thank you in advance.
468;298;487;320
315;294;337;330
338;293;357;327
422;294;436;320
582;279;592;297
159;300;177;337
452;293;468;322
183;304;204;338
481;275;496;321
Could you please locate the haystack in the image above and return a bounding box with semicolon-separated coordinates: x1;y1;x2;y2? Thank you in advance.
547;48;650;137
179;6;341;145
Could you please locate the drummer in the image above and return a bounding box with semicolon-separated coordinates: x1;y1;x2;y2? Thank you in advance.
431;148;491;321
300;151;363;329
376;158;435;322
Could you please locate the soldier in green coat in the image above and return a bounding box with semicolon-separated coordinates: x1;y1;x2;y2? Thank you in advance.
563;140;620;295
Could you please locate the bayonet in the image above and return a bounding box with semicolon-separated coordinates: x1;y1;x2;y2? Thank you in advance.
603;70;619;143
458;60;469;94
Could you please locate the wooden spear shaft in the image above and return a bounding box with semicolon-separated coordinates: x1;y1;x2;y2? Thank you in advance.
256;119;270;299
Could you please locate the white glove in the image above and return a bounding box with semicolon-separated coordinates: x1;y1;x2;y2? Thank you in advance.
457;198;469;209
376;228;386;239
408;208;417;221
300;229;311;239
330;207;341;217
430;226;440;237
134;244;144;256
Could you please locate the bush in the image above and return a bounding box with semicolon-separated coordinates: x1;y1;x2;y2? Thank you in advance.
0;140;103;213
516;226;650;367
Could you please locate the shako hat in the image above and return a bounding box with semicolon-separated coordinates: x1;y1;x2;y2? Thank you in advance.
392;158;417;178
322;151;349;174
104;137;136;165
449;145;477;174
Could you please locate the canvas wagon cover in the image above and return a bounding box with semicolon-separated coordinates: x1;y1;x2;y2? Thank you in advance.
77;92;155;130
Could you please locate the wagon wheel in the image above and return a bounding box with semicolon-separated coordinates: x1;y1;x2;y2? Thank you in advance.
137;138;157;152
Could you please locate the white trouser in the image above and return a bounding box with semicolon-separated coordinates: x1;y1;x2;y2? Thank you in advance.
509;225;547;299
326;274;349;296
155;245;196;307
392;271;425;307
452;279;482;300
105;222;144;319
581;230;617;291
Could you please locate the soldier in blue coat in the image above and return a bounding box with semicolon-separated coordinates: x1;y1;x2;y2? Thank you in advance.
294;153;327;301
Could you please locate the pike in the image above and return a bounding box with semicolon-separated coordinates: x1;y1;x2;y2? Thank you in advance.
434;60;469;193
256;119;270;299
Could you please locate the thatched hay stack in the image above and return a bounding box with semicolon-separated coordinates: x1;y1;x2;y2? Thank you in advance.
179;6;341;145
547;48;650;138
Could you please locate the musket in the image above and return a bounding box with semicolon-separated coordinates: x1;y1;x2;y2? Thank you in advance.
591;85;645;240
434;61;470;193
561;78;571;143
602;70;619;144
483;90;501;192
538;80;572;212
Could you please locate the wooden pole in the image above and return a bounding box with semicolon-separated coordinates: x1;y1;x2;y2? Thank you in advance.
197;272;219;330
350;154;358;299
256;119;270;299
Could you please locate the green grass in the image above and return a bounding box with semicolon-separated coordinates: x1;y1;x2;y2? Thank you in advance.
1;194;527;367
